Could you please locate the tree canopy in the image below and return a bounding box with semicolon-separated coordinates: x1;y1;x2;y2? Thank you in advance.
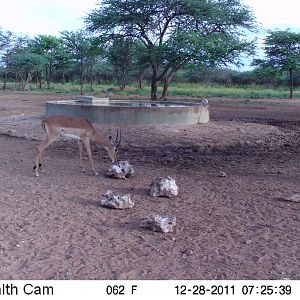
86;0;256;100
61;30;102;94
29;35;66;89
0;28;14;52
253;30;300;98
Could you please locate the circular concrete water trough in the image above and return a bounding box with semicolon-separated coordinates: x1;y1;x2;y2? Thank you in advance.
45;97;209;125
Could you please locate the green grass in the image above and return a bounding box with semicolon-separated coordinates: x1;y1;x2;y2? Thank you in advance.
101;82;300;99
2;81;300;99
162;83;300;99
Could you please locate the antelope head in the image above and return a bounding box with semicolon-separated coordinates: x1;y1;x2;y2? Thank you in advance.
106;128;122;163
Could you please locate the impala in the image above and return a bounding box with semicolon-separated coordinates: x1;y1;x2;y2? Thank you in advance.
33;115;121;176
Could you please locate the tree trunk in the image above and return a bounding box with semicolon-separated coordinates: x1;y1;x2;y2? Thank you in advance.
90;78;94;92
89;66;94;92
26;72;32;90
2;72;8;90
46;65;50;90
115;69;121;89
138;70;144;89
161;69;175;101
62;71;65;85
80;58;84;95
37;72;42;89
121;69;126;91
150;65;158;100
18;73;25;91
48;68;51;89
289;68;293;99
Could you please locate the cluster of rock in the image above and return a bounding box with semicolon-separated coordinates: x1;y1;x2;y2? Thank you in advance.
102;161;178;233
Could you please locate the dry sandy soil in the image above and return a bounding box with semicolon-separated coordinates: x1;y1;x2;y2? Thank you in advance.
0;91;299;280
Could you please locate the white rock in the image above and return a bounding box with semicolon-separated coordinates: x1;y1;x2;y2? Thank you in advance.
106;165;124;179
218;171;228;177
150;176;178;197
282;194;300;203
101;190;134;209
140;214;176;233
106;160;135;179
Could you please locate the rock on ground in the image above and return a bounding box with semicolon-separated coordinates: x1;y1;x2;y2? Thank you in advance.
140;214;176;233
150;176;178;197
101;190;134;209
106;161;135;179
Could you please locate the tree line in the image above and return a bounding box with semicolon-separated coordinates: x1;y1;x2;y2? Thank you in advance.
1;0;300;98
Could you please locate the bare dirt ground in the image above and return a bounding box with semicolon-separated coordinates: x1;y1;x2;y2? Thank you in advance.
0;91;299;280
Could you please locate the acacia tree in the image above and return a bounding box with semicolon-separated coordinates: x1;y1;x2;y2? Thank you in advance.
0;28;14;52
86;0;256;100
1;35;31;89
61;30;100;94
107;38;135;90
0;28;14;89
253;30;300;98
132;43;151;89
8;52;47;90
29;35;66;89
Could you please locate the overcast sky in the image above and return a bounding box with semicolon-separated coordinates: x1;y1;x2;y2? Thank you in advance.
0;0;99;36
0;0;299;36
244;0;300;30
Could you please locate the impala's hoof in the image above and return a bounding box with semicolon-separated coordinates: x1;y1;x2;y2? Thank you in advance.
95;171;99;176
